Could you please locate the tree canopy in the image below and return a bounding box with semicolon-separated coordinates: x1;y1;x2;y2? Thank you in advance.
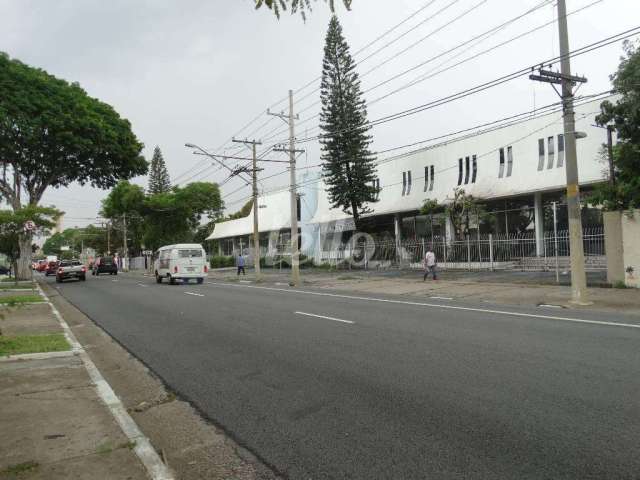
100;180;224;253
0;206;60;272
255;0;351;20
594;40;640;210
148;146;172;195
320;16;378;232
0;52;147;208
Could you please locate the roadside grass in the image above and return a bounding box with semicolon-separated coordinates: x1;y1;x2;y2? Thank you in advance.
0;294;43;306
0;283;34;290
0;334;70;356
0;460;40;476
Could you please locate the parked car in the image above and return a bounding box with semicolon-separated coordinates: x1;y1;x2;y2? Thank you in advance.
92;256;118;276
56;260;87;283
154;243;208;284
36;260;48;272
0;265;10;275
45;261;59;276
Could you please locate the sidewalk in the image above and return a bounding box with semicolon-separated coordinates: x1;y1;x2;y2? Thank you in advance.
0;286;159;480
206;268;640;315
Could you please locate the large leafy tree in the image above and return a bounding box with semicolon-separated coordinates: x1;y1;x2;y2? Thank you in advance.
594;40;640;210
142;182;224;250
100;181;146;255
320;16;378;232
148;146;171;195
255;0;351;19
0;206;59;281
0;52;147;278
42;224;111;257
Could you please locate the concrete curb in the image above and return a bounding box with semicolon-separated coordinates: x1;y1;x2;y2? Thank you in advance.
36;283;175;480
0;350;76;362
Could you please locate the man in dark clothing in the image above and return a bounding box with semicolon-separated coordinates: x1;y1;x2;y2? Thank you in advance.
237;253;246;276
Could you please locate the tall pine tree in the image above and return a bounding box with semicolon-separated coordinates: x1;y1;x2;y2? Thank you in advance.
148;146;171;194
320;16;378;232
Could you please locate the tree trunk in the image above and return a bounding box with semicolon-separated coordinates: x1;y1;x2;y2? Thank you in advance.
17;234;33;281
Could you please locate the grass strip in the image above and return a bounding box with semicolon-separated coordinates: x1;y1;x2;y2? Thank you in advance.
0;283;34;290
0;294;44;305
0;334;70;356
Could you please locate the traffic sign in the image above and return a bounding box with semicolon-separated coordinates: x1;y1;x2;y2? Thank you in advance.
142;250;153;256
24;220;36;231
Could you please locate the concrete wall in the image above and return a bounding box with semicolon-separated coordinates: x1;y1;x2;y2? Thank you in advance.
622;210;640;288
603;211;625;284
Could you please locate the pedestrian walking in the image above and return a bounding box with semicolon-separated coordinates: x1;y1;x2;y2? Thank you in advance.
423;246;437;281
236;252;246;276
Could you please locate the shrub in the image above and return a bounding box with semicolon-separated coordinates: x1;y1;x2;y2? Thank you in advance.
210;256;235;268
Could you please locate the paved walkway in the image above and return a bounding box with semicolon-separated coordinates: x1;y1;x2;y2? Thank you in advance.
0;289;157;479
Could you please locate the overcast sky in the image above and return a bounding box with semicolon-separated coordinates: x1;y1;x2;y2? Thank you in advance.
1;0;639;229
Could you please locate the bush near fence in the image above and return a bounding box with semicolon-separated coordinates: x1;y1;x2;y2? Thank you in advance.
210;256;235;268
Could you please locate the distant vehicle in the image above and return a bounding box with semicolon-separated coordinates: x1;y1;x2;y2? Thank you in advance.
92;256;118;276
154;243;208;285
46;255;58;262
36;260;48;272
56;260;87;283
0;265;10;275
45;261;60;276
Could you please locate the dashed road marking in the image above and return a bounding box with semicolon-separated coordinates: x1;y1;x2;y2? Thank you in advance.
295;311;354;325
430;296;453;300
184;292;204;297
207;282;640;330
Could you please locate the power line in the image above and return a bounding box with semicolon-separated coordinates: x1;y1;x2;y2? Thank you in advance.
222;92;611;207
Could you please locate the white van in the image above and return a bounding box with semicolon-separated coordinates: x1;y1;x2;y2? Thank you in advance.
154;243;208;285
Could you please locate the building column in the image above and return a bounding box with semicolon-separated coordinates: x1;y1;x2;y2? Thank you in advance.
445;215;455;242
534;192;544;257
394;214;402;263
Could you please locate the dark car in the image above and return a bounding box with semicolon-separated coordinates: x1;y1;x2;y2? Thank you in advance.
92;256;118;276
45;261;59;276
0;265;10;275
56;260;87;283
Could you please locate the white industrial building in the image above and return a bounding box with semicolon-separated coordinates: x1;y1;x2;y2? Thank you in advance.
208;95;612;266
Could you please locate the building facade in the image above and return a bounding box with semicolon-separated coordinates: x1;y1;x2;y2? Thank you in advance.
208;96;612;265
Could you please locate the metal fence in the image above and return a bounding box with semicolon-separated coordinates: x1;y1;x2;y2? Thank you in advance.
318;227;605;272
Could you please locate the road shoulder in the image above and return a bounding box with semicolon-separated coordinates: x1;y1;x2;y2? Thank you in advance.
40;280;279;480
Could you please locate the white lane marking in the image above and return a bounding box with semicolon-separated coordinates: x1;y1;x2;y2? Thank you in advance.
112;279;118;282
239;280;251;284
430;296;453;300
539;304;563;309
184;292;204;297
207;282;640;330
35;283;174;480
295;311;354;325
137;283;148;288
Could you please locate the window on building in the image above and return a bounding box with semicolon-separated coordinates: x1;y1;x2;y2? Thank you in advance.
429;165;434;191
506;146;513;177
424;166;429;192
498;148;505;178
458;158;463;185
402;171;407;196
464;156;470;184
557;134;565;168
547;136;555;169
406;170;412;195
472;155;477;183
372;178;380;199
538;138;545;171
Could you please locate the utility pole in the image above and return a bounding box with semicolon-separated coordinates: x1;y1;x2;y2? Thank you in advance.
607;125;615;187
107;222;111;255
232;138;263;277
122;213;128;272
270;90;304;286
529;0;590;304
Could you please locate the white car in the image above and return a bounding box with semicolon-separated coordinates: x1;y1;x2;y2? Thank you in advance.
154;243;208;285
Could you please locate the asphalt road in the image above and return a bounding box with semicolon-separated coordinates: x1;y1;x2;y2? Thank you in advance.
45;272;640;479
